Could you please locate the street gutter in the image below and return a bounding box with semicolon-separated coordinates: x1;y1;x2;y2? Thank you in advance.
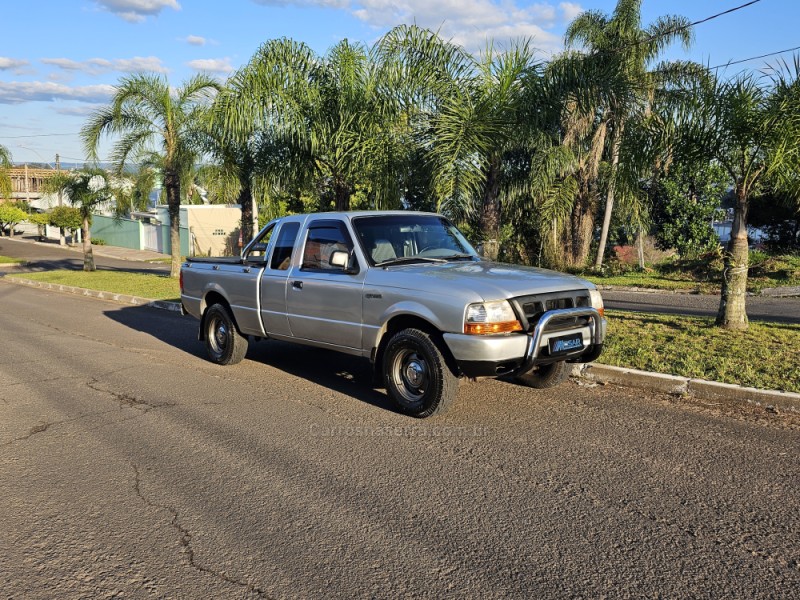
3;274;798;414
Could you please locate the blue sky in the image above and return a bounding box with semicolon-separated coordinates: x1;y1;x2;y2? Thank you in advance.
1;0;795;165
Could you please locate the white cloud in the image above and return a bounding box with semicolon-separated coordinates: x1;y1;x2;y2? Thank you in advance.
55;103;108;117
0;81;115;104
187;58;235;74
93;0;180;23
251;0;578;54
113;57;170;73
41;56;169;75
0;57;30;70
0;57;31;75
559;2;583;23
184;35;207;46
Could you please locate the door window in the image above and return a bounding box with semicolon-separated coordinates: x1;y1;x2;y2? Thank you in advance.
301;221;355;272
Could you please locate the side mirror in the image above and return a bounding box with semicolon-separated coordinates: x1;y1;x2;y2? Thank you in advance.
330;250;359;274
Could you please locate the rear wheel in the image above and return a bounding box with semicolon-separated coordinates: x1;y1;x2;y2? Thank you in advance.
514;361;572;389
383;328;458;418
204;303;248;365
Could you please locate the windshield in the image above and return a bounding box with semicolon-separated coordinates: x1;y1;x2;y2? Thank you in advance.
352;214;477;266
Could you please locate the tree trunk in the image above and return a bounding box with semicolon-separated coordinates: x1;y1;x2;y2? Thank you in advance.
566;189;595;268
239;185;254;247
594;121;624;269
480;157;502;261
82;215;95;272
637;227;645;270
59;228;65;246
716;184;749;329
165;169;182;278
334;181;351;212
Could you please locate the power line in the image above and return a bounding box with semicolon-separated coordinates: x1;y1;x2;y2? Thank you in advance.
576;0;764;57
637;0;764;50
0;132;80;139
710;45;800;70
691;0;763;27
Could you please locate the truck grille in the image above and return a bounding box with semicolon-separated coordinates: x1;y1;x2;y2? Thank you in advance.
510;291;592;332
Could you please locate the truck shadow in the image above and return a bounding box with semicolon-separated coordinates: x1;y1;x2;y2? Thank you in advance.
103;305;400;415
246;341;399;414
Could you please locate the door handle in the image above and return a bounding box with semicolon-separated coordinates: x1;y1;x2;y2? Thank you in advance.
292;280;303;290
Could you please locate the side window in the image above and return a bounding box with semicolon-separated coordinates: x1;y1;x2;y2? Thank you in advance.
269;222;300;270
301;221;354;271
243;224;274;262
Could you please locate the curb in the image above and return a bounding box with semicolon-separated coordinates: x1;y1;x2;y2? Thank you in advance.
4;275;798;414
571;363;800;414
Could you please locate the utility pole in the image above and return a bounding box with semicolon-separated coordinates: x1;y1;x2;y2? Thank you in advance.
56;154;62;206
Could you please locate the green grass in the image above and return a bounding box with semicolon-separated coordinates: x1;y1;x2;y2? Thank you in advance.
603;310;800;393
8;270;179;301
0;255;24;264
580;253;800;294
6;269;799;392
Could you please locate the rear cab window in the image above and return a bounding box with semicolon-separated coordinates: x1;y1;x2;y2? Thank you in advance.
269;221;301;270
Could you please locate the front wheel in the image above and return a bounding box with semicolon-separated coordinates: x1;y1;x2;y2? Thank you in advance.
514;361;572;389
383;328;458;418
204;303;248;365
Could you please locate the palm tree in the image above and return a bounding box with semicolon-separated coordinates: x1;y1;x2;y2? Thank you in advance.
82;73;221;277
565;0;694;269
218;38;401;213
680;61;800;329
0;144;12;199
43;168;113;271
381;27;539;260
193;116;264;245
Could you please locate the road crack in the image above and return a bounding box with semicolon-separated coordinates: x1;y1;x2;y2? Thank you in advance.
131;464;271;598
87;378;175;413
1;408;120;448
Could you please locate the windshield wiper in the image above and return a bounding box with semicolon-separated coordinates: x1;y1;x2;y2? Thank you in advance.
375;256;447;267
439;253;475;261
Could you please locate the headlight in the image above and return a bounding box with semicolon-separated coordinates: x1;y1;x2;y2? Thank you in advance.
589;289;605;318
464;300;522;335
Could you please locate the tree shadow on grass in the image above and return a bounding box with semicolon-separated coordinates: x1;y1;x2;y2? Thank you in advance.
103;304;399;415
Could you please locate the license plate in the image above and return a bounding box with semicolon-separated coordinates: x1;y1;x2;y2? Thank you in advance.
549;334;583;355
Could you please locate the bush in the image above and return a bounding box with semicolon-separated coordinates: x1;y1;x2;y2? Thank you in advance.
49;205;82;231
0;204;28;236
91;238;107;245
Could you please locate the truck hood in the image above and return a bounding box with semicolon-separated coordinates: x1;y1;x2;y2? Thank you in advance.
365;260;595;301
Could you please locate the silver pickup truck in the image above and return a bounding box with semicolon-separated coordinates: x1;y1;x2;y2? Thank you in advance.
180;211;606;417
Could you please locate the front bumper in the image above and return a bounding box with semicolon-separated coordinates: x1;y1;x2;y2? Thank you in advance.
444;307;606;378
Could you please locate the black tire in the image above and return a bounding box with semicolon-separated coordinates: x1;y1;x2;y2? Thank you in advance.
204;303;248;365
383;328;458;418
514;361;572;389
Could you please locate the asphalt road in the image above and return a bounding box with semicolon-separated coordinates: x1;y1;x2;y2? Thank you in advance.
1;282;798;598
0;236;169;274
603;289;800;324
